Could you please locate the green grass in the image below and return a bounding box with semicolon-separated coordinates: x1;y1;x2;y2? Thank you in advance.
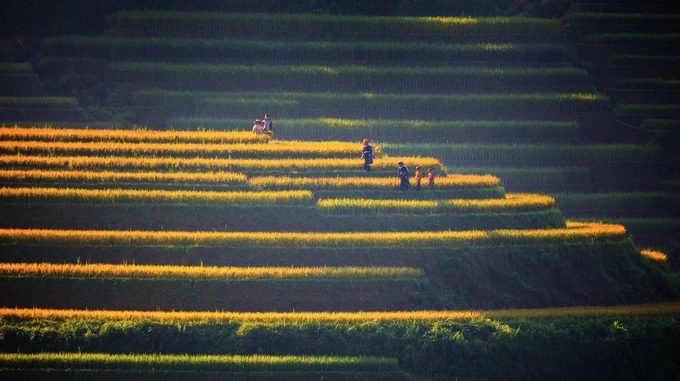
582;33;680;45
167;117;581;142
615;78;680;90
0;63;33;74
0;97;79;108
108;62;589;90
45;36;570;64
447;166;590;186
132;90;609;117
382;143;661;165
553;192;680;211
0;352;399;372
641;119;680;132
564;12;680;25
2;308;679;379
106;11;560;37
615;103;680;116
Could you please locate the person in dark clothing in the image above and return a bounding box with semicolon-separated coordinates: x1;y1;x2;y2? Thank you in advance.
263;114;273;133
361;138;373;172
397;160;410;191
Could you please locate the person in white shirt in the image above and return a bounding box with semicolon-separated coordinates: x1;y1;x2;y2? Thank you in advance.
252;119;264;134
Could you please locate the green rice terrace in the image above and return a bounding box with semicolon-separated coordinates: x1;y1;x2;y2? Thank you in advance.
1;1;680;380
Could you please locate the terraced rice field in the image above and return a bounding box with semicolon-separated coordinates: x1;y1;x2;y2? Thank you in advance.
1;7;679;380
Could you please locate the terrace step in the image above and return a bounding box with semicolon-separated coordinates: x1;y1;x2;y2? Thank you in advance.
168;117;583;144
0;223;672;309
103;11;565;43
42;36;575;66
0;352;409;381
0;276;428;312
553;192;680;218
3;369;414;381
0;203;566;232
105;62;593;94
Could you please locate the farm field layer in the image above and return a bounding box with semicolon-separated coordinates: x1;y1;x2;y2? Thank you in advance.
0;352;398;372
0;170;502;198
0;202;565;231
0;276;428;312
0;169;249;188
0;222;626;248
2;306;678;380
0;126;269;144
0;263;424;280
107;62;590;91
4;302;679;323
249;174;501;189
0;155;443;173
0;187;313;205
0;63;33;74
317;193;555;213
168;117;581;142
0;187;546;213
44;36;570;64
0;97;79;109
552;192;680;218
132;90;610;117
106;11;561;38
383;143;661;164
0;139;379;158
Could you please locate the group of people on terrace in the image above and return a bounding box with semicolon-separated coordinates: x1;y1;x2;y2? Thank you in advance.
362;138;434;191
250;117;434;191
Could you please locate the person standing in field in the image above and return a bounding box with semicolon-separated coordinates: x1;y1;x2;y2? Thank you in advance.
361;138;373;172
252;119;264;135
414;166;423;191
397;160;410;191
263;113;273;136
427;167;435;189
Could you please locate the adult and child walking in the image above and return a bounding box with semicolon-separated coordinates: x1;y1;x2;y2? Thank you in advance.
362;138;434;191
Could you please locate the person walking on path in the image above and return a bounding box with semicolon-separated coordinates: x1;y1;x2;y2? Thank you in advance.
361;138;373;172
414;166;423;191
397;160;410;191
427;167;435;189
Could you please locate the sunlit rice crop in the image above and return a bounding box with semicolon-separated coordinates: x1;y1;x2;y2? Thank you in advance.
0;155;441;171
0;352;398;372
317;194;555;213
640;249;668;262
0;222;626;248
0;169;247;185
0;126;268;144
0;187;312;205
249;174;500;190
0;263;424;280
0;140;380;158
0;307;481;322
2;302;678;323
